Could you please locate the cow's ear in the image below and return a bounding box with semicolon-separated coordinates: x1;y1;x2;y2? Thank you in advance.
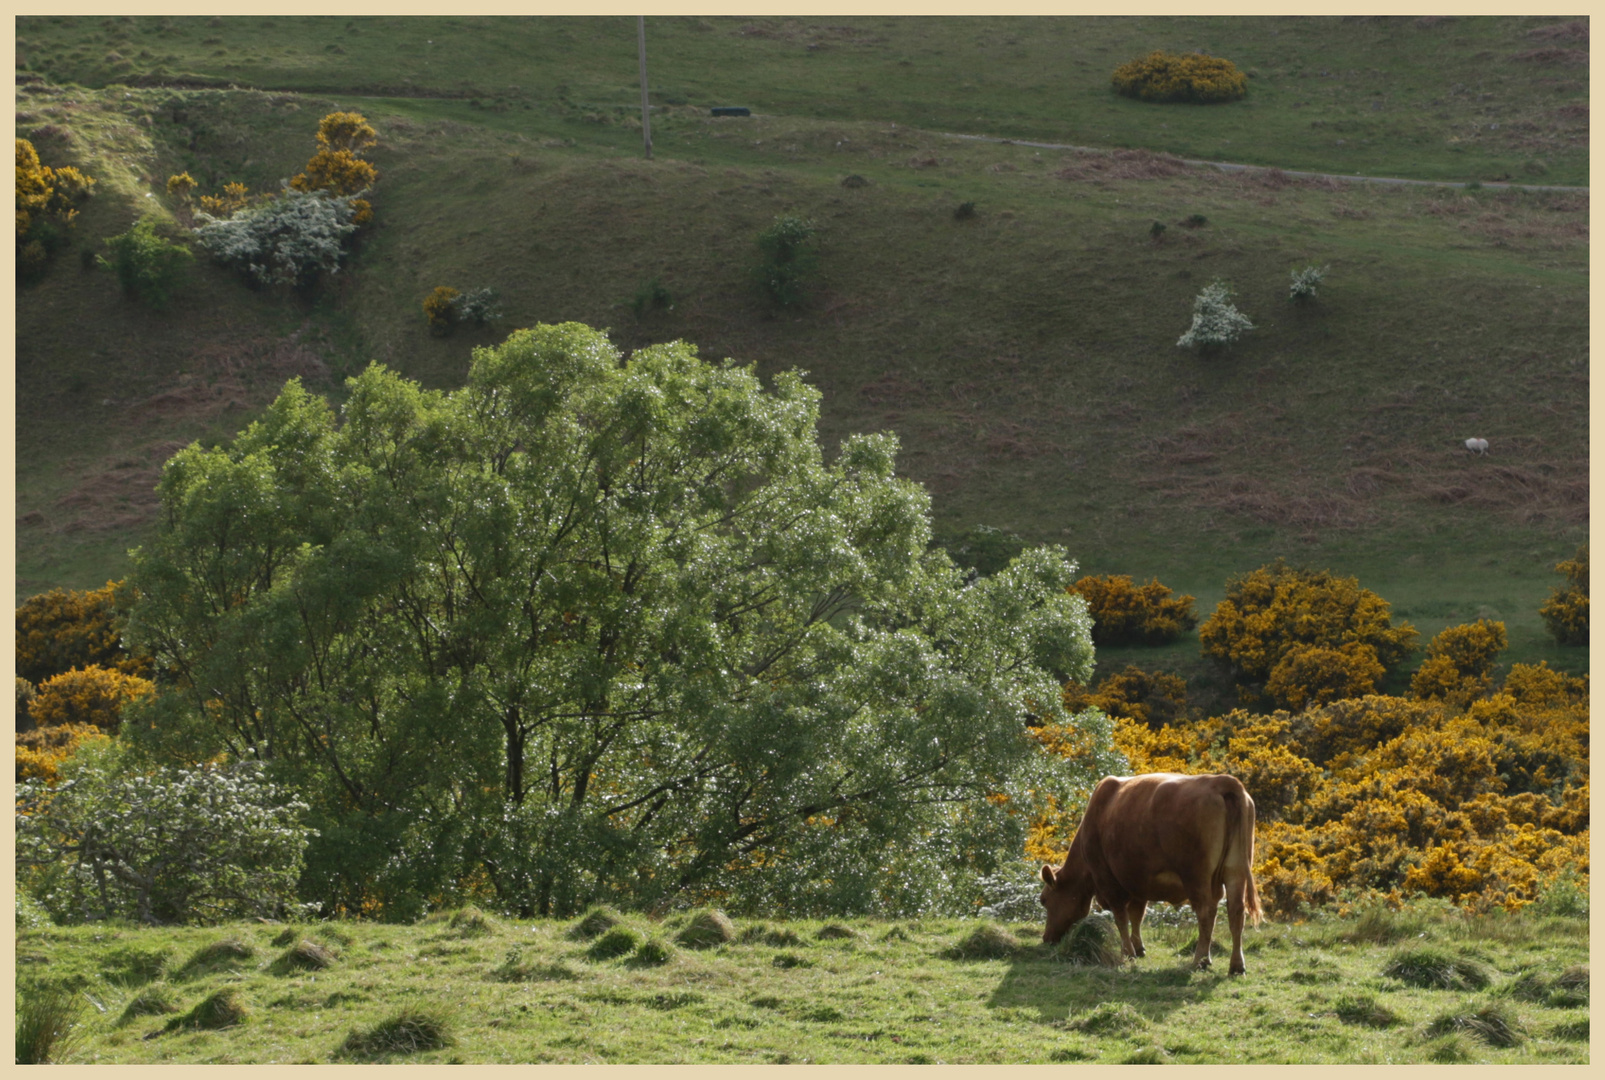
1040;864;1056;886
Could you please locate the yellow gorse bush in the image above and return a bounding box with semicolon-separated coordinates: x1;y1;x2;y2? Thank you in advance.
15;580;150;686
1540;544;1588;646
29;664;156;732
1067;574;1197;646
423;286;462;328
1111;50;1248;104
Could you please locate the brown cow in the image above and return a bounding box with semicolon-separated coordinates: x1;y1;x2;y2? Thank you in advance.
1040;772;1261;975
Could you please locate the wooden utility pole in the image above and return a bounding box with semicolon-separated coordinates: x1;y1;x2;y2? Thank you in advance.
637;16;652;160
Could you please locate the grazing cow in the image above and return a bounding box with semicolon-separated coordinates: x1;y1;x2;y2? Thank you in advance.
1465;437;1489;455
1040;773;1261;975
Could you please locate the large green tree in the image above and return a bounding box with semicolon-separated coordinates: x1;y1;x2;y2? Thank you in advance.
126;323;1114;918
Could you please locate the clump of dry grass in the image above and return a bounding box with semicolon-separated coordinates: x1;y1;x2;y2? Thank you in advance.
272;939;335;973
943;922;1020;960
1426;1002;1525;1047
338;1005;455;1059
675;909;736;949
1054;916;1123;967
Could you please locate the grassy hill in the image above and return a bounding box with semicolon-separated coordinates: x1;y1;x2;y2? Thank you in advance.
13;15;1588;679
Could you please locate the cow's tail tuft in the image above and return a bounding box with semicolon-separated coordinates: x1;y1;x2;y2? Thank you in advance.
1223;781;1262;925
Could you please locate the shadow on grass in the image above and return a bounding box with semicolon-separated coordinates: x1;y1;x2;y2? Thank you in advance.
984;940;1227;1026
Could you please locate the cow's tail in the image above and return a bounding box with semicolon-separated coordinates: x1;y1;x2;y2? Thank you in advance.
1222;782;1262;925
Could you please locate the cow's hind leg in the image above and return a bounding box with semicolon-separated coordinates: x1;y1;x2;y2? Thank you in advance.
1226;877;1247;976
1127;901;1148;958
1110;903;1135;960
1190;886;1223;970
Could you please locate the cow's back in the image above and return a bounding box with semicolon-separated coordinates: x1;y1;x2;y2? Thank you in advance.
1078;773;1250;905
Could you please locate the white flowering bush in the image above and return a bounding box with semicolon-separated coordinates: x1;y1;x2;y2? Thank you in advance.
452;286;503;326
1289;264;1328;303
15;748;314;925
1177;279;1254;351
193;186;359;287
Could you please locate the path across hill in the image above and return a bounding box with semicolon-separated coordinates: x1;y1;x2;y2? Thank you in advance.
938;131;1590;194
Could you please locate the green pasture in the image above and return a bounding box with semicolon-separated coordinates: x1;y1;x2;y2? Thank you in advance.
15;902;1589;1064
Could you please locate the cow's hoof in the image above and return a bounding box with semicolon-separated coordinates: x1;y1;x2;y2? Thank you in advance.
1229;965;1246;977
1133;946;1146;958
1194;957;1212;970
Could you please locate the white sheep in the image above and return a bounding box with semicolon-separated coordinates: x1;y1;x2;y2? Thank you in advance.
1465;437;1489;456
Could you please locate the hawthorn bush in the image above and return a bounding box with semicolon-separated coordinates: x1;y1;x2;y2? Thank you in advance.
1067;574;1197;646
1176;279;1254;352
1112;51;1248;104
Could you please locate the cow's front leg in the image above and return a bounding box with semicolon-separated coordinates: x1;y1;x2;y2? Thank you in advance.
1127;900;1147;958
1110;903;1136;960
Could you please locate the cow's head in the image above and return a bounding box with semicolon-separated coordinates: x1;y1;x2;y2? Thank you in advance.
1040;861;1095;944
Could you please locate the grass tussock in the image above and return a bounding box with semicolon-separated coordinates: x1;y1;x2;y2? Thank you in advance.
1425;1002;1525;1048
337;1005;455;1059
446;906;497;937
1053;916;1123;967
99;946;172;987
16;986;85;1064
1383;947;1491;991
174;938;255;980
771;951;813;969
272;939;335;974
117;987;179;1025
674;908;736;949
161;989;248;1033
568;905;624;941
1069;1001;1149;1036
943;922;1020;960
1550;1017;1588;1042
626;938;675;967
1332;993;1400;1028
816;923;859;941
1340;904;1430;945
586;926;643;961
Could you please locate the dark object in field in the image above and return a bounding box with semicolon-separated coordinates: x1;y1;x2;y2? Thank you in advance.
953;200;977;220
711;106;751;117
1040;773;1260;975
841;174;869;188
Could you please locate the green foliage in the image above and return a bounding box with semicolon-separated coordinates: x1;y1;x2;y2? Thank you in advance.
424;286;502;331
1289;264;1328;303
569;905;625;940
1539;545;1587;646
629;938;675;967
1111;50;1248;104
1198;560;1418;708
1177;278;1253;352
15;985;85;1064
1067;573;1197;646
588;926;644;961
937;523;1026;578
124;323;1103;919
754;214;819;306
98;217;192;310
15;751;313;926
1069;1001;1148;1035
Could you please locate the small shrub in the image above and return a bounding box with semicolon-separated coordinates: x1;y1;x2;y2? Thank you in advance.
942;922;1019;960
1067;574;1197;646
569;904;624;940
422;286;460;330
953;200;976;220
1411;620;1507;703
165;172;196;201
338;1005;455;1059
1112;51;1248;103
15;986;85;1064
1426;1002;1525;1047
630;277;672;318
194;187;359;288
15;580;149;685
675;908;736;949
453;287;502;327
1264;641;1386;710
1289;264;1328;302
1177;278;1254;352
98;217;192;310
28;664;155;732
1539;545;1587;646
1054;915;1123;966
840;173;869;189
754;214;819;307
1383;947;1490;991
587;926;643;961
164;988;248;1032
1149;220;1167;240
1332;993;1400;1028
1069;1001;1149;1035
1183;213;1208;228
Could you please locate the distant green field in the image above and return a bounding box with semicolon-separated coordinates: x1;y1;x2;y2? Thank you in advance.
13;15;1588;681
14;902;1590;1064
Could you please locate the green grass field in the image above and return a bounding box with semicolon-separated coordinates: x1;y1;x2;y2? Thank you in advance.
13;15;1589;679
14;903;1589;1064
